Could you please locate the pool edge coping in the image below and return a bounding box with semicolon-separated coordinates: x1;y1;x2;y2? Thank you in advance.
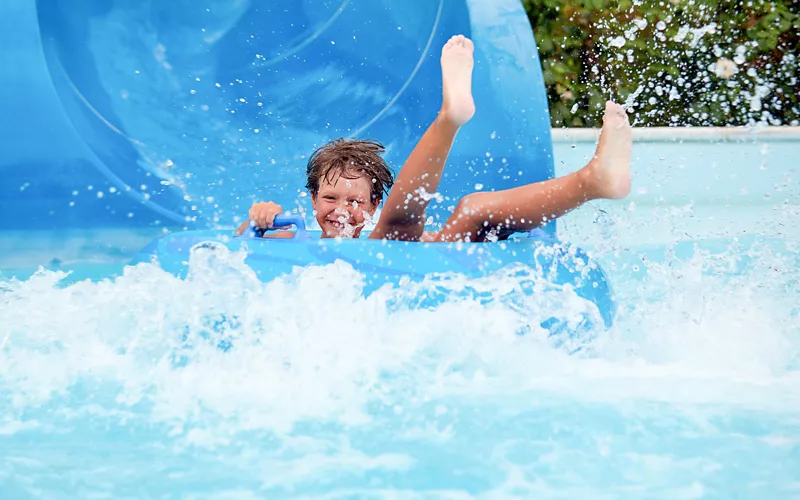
551;126;800;143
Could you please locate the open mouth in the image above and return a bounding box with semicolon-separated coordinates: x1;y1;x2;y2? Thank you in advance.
324;217;361;237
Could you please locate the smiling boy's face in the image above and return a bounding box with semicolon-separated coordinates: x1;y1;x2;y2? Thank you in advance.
311;170;379;238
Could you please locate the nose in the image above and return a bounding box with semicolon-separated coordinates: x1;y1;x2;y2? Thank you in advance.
334;201;361;213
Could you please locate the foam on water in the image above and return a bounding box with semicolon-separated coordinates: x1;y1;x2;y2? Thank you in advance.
1;238;799;496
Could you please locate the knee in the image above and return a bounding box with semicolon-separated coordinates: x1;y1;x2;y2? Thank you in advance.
452;192;513;236
452;193;490;222
449;193;500;237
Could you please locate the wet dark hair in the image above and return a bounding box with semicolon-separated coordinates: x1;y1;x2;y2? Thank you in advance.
305;138;395;203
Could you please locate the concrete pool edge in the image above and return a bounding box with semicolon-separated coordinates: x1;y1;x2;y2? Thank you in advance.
552;126;800;143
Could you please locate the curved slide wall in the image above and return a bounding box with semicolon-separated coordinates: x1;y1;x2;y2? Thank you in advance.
0;0;553;233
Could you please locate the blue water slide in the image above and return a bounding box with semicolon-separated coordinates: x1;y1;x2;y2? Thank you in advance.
0;0;554;233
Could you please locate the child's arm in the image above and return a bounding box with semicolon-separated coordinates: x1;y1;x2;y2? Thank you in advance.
234;201;295;238
370;35;475;241
234;220;251;236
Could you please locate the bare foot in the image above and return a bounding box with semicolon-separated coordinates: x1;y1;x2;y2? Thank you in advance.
439;34;475;127
583;101;632;199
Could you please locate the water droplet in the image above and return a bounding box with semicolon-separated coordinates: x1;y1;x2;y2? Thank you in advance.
609;36;626;48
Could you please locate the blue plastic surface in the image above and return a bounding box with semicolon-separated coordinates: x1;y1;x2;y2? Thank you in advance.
132;230;616;337
0;0;553;233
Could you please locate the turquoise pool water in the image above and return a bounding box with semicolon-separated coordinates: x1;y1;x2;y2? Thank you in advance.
1;138;799;497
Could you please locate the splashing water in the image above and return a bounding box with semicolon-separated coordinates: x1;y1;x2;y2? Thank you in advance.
541;0;799;127
1;236;798;496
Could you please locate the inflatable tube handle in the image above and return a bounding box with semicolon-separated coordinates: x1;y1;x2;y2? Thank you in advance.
246;214;311;240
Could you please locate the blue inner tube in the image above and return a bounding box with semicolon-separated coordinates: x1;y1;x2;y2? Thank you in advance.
132;219;616;348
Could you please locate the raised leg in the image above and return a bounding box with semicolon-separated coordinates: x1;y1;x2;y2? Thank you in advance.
430;102;632;242
370;35;475;241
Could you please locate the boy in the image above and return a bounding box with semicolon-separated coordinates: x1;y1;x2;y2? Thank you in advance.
236;35;631;242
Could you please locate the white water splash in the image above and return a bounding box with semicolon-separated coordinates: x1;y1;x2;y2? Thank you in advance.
0;240;798;496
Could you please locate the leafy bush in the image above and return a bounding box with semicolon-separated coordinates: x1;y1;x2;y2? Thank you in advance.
523;0;799;127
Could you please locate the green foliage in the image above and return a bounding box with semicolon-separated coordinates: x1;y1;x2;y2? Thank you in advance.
522;0;799;127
